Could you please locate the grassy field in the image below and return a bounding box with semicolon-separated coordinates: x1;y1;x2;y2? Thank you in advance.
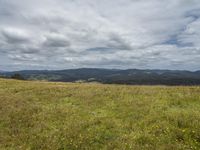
0;79;200;150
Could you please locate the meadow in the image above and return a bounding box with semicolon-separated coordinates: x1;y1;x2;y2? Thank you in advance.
0;78;200;150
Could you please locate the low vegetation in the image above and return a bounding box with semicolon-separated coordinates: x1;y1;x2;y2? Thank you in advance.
0;78;200;150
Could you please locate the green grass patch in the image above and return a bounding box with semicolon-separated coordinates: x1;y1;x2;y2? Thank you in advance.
0;79;200;149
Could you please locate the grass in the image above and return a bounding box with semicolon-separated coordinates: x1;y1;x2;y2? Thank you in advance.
0;78;200;150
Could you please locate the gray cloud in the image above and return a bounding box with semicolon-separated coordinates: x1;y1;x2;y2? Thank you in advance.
0;0;200;71
1;28;31;44
43;33;71;48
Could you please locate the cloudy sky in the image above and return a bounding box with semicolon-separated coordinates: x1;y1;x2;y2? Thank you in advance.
0;0;200;71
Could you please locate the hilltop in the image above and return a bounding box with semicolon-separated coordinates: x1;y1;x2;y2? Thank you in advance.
1;68;200;85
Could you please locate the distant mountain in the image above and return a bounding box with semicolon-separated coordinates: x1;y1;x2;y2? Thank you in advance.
1;68;200;85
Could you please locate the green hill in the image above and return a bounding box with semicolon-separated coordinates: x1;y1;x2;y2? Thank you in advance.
2;68;200;85
0;79;200;149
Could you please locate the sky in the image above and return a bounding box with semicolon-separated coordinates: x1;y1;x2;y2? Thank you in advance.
0;0;200;71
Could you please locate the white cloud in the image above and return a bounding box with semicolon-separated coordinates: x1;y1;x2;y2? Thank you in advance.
0;0;200;70
178;18;200;47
